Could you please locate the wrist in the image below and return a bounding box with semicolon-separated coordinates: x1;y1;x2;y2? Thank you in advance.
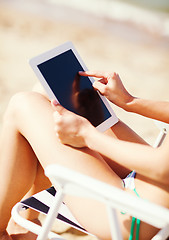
81;123;99;149
122;95;138;112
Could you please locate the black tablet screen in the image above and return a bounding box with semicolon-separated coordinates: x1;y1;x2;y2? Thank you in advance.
37;49;111;127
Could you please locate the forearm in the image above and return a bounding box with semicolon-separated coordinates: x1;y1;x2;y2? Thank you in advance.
125;97;169;123
85;127;166;183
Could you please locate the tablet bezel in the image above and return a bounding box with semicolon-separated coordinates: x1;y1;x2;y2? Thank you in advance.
29;41;118;132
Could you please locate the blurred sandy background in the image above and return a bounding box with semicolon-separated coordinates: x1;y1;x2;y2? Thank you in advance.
1;0;169;145
0;0;169;238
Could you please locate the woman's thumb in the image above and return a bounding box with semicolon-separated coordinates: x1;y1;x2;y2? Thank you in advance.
51;99;65;114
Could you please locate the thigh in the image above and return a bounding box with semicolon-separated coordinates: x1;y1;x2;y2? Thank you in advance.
10;92;123;187
9;92;165;240
108;120;148;145
9;91;126;238
119;174;169;240
103;121;149;178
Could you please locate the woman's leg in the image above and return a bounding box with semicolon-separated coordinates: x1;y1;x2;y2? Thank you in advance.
0;115;37;239
0;91;161;240
7;162;51;240
0;92;123;240
0;102;51;239
9;92;122;183
102;120;149;178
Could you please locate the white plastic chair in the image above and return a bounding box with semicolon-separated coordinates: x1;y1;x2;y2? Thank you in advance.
11;121;169;240
153;120;169;148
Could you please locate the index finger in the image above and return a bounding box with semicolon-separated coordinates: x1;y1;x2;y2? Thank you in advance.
79;71;109;79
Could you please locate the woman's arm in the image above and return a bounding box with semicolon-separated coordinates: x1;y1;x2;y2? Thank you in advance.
51;100;169;185
79;71;169;123
125;97;169;124
84;126;169;184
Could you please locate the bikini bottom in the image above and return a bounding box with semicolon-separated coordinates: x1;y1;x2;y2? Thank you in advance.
122;171;141;240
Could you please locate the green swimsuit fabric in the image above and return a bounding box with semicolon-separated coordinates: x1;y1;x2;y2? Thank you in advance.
129;188;141;240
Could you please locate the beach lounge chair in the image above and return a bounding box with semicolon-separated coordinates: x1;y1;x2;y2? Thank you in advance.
11;121;169;240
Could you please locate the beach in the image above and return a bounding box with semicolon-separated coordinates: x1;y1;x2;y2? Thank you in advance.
1;0;169;144
0;0;169;238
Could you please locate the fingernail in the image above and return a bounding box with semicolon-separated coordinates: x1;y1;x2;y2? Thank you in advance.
52;99;58;106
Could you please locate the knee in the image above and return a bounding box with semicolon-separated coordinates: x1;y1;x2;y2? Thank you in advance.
3;92;40;124
4;92;27;121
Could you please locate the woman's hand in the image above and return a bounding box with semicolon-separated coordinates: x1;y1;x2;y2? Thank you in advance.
51;100;95;148
79;71;134;110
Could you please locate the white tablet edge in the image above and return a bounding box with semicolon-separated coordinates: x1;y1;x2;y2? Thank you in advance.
29;41;119;131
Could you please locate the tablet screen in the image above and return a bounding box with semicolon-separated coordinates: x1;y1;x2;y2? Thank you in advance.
37;49;112;127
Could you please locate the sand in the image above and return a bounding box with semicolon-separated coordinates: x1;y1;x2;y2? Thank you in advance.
1;1;169;144
0;1;169;239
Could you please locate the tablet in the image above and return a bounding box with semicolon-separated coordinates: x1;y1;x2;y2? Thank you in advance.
29;41;118;132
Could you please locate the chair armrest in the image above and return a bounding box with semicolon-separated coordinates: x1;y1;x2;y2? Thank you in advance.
45;164;169;230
